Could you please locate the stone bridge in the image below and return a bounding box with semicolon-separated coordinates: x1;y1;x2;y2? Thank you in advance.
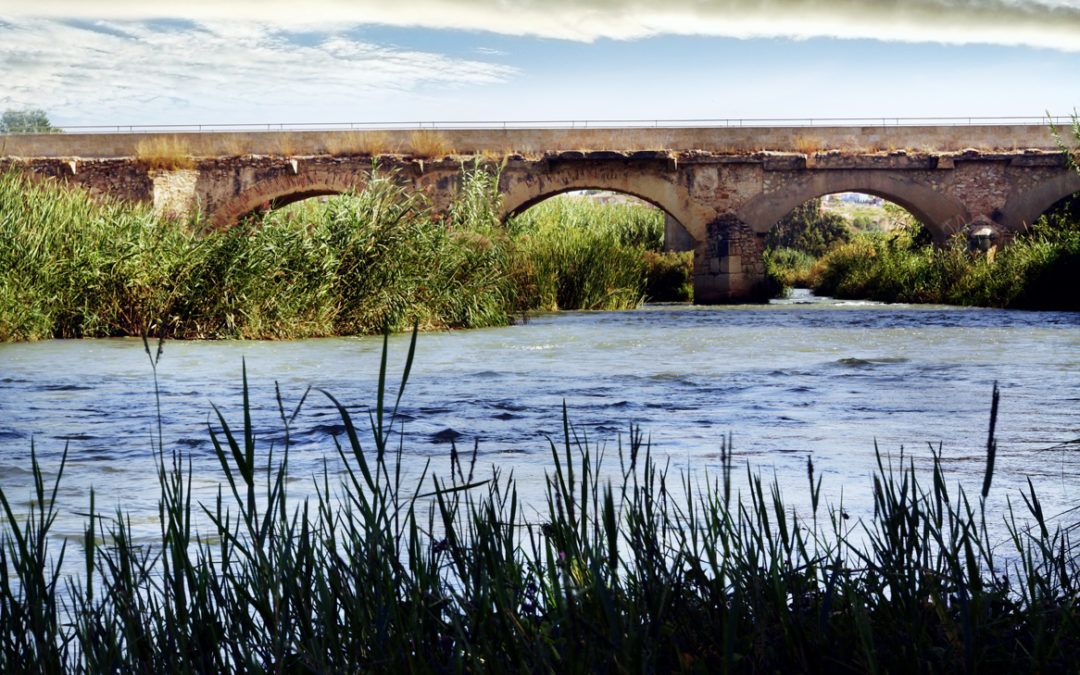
2;125;1077;303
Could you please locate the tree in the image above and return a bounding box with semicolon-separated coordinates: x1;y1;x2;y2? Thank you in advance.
0;109;59;133
766;198;852;257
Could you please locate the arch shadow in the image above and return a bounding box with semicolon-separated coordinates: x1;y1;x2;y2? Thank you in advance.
999;171;1080;232
503;186;697;253
209;174;363;228
500;170;702;246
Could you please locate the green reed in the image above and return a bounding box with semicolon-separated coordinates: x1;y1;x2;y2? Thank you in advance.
0;169;690;342
0;334;1076;672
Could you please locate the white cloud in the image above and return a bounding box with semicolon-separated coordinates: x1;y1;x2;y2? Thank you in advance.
3;0;1080;51
0;17;517;123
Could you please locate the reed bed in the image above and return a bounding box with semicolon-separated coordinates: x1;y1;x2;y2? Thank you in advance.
0;335;1076;672
0;169;690;342
765;210;1080;310
809;218;1080;309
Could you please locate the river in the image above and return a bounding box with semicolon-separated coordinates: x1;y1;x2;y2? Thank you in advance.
1;291;1078;570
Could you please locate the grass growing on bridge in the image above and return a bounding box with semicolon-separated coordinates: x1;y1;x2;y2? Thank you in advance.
134;136;195;170
0;337;1077;671
0;169;690;341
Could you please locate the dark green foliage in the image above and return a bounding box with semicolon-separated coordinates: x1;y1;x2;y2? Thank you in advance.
643;250;693;302
764;247;817;288
812;216;1080;310
766;198;852;257
0;342;1077;672
0;109;58;134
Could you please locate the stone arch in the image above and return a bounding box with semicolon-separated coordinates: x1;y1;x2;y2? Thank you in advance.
999;170;1080;233
500;171;703;245
736;171;972;244
209;173;363;228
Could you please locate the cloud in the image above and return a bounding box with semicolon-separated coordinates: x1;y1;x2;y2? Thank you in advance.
0;17;517;122
4;0;1080;51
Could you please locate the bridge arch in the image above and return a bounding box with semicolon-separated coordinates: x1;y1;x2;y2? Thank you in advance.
209;173;363;228
737;171;971;244
999;171;1080;233
499;172;702;244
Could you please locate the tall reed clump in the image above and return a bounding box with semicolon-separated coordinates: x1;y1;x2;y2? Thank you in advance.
507;196;684;310
0;172;198;340
0;337;1076;672
764;247;818;288
0;170;515;339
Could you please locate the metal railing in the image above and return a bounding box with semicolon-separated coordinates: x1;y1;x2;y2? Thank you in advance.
3;115;1075;135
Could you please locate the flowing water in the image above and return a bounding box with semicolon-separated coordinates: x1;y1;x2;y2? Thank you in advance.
1;291;1078;572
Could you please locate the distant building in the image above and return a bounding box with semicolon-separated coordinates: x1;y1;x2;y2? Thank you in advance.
825;192;883;206
565;190;656;208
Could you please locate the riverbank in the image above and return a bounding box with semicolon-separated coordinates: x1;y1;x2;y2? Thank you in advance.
1;342;1077;671
0;169;691;341
767;216;1080;311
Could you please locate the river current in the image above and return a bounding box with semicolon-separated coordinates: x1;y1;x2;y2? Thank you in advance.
1;291;1078;567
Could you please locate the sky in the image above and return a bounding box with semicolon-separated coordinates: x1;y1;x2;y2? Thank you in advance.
1;1;1078;127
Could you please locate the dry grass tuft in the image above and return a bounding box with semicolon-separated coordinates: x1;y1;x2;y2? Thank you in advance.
792;135;824;154
217;136;249;158
408;130;455;158
272;135;302;157
135;135;195;170
323;131;397;157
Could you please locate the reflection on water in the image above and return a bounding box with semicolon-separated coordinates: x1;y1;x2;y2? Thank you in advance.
1;291;1078;569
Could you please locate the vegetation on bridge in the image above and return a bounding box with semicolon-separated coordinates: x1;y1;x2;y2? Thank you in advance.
0;339;1076;671
0;168;690;341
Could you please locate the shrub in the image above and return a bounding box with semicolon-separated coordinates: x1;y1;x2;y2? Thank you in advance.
643;250;692;301
766;198;851;258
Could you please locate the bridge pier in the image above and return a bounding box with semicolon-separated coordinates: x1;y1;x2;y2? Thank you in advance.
694;215;770;304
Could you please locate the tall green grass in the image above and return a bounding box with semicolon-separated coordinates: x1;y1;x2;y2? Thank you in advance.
508;197;660;310
0;170;691;342
0;336;1076;671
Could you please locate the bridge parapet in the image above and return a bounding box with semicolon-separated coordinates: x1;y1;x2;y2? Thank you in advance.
0;123;1067;159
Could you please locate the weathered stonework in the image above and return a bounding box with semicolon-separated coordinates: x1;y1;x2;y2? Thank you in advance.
3;125;1079;304
151;169;199;219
